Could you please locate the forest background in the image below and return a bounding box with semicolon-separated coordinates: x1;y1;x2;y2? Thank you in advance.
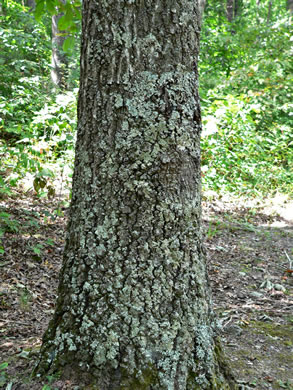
0;0;292;210
0;0;293;389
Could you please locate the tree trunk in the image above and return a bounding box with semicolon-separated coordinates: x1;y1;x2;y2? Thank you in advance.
51;4;68;89
226;0;240;21
226;0;234;21
199;0;206;27
26;0;35;11
266;0;273;24
287;0;293;12
0;1;5;15
35;1;236;388
234;0;240;18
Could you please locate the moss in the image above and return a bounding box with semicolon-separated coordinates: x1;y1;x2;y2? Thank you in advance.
250;321;293;344
118;366;159;390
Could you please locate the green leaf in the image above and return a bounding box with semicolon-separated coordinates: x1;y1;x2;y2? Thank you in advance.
33;246;41;255
0;375;7;387
62;36;75;53
34;0;45;21
46;0;57;15
58;6;74;31
0;362;8;371
74;6;81;19
38;168;54;178
42;385;51;390
67;24;78;33
17;350;30;359
58;14;70;31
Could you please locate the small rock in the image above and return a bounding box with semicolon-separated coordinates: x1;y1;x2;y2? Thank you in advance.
225;325;243;336
249;291;263;298
258;314;273;322
274;283;286;292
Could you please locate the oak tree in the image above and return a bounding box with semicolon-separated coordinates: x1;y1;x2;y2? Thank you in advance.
36;1;236;388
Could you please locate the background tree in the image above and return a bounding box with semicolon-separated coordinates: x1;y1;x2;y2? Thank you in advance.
226;0;235;21
199;0;207;26
287;0;293;12
26;0;36;11
266;0;273;23
35;0;235;388
226;0;241;22
51;1;68;88
200;0;292;195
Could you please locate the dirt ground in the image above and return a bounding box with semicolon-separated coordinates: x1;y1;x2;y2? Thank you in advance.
0;190;292;389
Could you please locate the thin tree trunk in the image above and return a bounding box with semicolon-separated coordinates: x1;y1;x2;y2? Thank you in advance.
199;0;206;27
226;0;234;21
266;0;273;24
234;0;240;17
26;0;35;11
0;1;5;15
51;4;68;89
287;0;293;12
35;1;236;388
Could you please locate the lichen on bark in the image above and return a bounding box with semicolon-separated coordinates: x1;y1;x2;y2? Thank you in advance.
35;1;236;389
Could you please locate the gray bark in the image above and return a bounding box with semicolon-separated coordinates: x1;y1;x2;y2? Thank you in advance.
51;5;68;89
266;0;273;24
35;1;235;389
287;0;293;12
226;0;235;21
199;0;206;27
0;1;5;15
234;0;240;17
26;0;35;11
226;0;239;23
226;0;240;23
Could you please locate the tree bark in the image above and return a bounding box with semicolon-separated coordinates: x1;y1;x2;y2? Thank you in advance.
35;1;236;388
226;0;240;22
26;0;35;11
226;0;235;21
51;4;68;89
266;0;273;24
199;0;206;27
0;1;5;15
234;0;240;18
287;0;293;12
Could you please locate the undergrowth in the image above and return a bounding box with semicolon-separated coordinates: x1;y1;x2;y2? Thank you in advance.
200;0;293;197
0;0;292;245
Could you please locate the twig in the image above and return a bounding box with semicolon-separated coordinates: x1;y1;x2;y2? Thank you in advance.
284;250;292;269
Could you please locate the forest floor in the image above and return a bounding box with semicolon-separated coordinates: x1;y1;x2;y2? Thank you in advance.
0;190;293;389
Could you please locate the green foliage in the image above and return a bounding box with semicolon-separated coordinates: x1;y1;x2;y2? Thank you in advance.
0;1;78;201
206;220;222;240
200;0;293;197
0;362;9;387
40;373;60;390
0;88;77;197
1;0;292;207
0;1;76;265
0;211;20;233
278;380;293;389
35;0;81;52
0;1;50;130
